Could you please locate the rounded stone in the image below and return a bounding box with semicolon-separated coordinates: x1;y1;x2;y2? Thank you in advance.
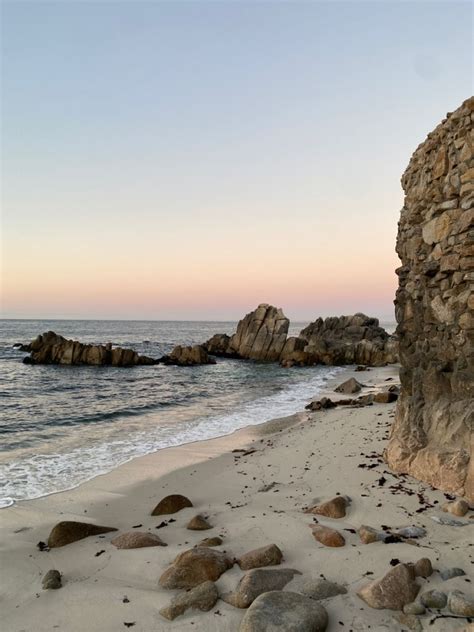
414;557;433;578
42;569;62;590
239;591;328;632
420;590;447;609
403;602;426;615
448;590;474;617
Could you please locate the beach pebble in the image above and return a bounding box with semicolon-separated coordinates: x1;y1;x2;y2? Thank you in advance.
448;590;474;617
430;515;467;527
420;589;447;609
186;514;212;531
159;546;233;589
111;531;167;549
442;499;469;517
239;591;328;632
374;391;398;403
311;525;345;548
42;569;62;590
357;563;419;610
223;568;301;608
151;494;193;516
395;526;426;539
237;544;283;570
358;525;380;544
196;536;223;548
414;557;433;578
334;377;363;394
47;521;118;548
307;496;348;519
159;580;218;620
440;567;466;581
403;602;426;615
295;578;347;601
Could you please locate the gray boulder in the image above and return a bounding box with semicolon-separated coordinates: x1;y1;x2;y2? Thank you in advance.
223;568;301;608
239;591;328;631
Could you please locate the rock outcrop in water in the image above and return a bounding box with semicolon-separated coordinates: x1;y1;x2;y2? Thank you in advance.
280;314;398;367
385;97;474;501
204;306;397;367
161;345;216;366
21;331;157;367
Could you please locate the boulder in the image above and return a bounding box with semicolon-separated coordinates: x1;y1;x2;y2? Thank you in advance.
335;378;363;394
305;397;337;411
229;304;290;361
151;494;193;515
442;499;469;517
162;345;216;366
237;544;283;570
448;590;474;617
21;331;157;367
239;591;328;632
374;391;398;403
158;546;233;589
159;580;218;620
385;97;474;502
311;525;345;548
357;563;420;610
413;558;433;578
111;531;167;549
222;568;301;608
306;496;348;519
203;334;234;357
196;536;223;548
48;521;118;548
292;578;347;601
187;514;213;530
42;569;62;590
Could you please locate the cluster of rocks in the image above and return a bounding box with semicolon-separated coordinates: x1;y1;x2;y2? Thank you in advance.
204;305;398;367
305;378;399;411
18;331;216;367
19;331;158;367
385;97;474;502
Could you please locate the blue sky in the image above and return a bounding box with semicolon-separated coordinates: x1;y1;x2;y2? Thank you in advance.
1;1;472;320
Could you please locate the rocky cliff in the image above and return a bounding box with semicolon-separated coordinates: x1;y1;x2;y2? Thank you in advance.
385;97;474;501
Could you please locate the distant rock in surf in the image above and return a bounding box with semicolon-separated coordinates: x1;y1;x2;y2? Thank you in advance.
160;345;216;366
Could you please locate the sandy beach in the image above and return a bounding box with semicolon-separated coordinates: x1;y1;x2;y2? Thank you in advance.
1;364;472;632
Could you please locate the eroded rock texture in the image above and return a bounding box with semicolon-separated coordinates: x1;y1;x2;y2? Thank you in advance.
22;331;157;366
386;97;474;501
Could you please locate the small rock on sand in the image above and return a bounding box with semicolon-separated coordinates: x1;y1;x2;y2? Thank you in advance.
159;580;218;620
440;567;466;581
358;525;380;544
357;563;420;610
196;536;223;548
335;377;363;394
239;591;328;632
420;589;447;609
311;525;345;547
222;568;301;608
448;591;474;617
187;514;213;530
374;391;398;403
307;496;348;519
237;544;283;570
403;602;425;615
413;557;433;578
42;569;62;590
151;494;193;516
48;521;118;548
159;546;233;589
442;499;469;517
111;531;167;549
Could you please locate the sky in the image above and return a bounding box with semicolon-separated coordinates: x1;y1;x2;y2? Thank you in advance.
1;0;472;322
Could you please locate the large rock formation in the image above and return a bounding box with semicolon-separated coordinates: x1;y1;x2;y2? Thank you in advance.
204;304;290;361
21;331;157;367
385;97;474;501
280;314;398;367
204;306;397;366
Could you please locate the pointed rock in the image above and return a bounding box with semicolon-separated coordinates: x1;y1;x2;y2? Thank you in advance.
159;581;218;620
222;568;301;608
306;496;348;519
47;521;117;548
311;525;345;547
357;563;419;610
187;514;212;530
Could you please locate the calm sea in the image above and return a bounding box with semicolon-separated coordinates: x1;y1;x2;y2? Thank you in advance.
0;319;361;508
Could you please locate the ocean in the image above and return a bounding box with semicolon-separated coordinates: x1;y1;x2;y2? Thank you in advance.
0;318;357;509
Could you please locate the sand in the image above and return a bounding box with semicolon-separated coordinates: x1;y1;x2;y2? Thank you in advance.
1;365;472;631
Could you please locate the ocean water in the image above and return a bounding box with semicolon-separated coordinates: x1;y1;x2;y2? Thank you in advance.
0;319;355;509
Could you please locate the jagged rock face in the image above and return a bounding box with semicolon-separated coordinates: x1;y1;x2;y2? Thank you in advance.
228;304;289;361
22;331;157;367
280;314;398;367
385;97;474;501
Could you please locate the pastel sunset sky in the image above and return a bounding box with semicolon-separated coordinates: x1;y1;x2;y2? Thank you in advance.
1;1;472;321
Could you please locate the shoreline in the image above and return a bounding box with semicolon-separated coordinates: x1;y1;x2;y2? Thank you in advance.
0;362;346;510
2;363;472;631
